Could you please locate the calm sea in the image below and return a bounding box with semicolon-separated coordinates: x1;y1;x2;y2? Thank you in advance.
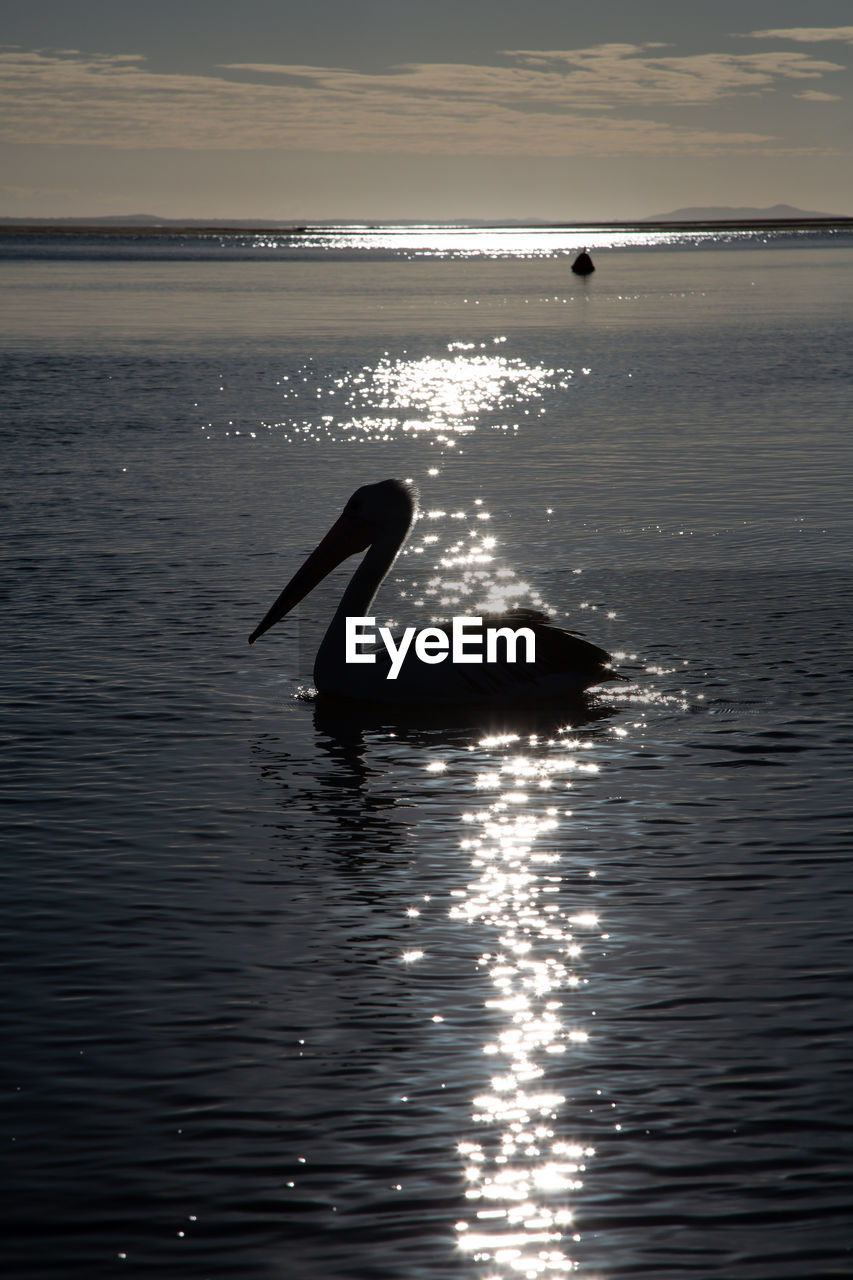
2;224;852;1279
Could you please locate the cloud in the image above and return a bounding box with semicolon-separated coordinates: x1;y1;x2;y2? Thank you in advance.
499;44;843;103
0;41;845;158
230;42;843;109
794;89;843;101
743;27;853;45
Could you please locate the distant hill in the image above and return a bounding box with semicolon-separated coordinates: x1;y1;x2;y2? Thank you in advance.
646;203;843;221
4;208;851;231
0;215;302;228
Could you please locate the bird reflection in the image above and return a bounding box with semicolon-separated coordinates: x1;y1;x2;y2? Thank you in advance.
312;690;616;747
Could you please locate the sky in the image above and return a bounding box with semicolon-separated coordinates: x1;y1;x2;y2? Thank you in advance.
2;0;853;221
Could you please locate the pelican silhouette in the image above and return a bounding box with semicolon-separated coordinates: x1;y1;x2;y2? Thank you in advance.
249;479;620;703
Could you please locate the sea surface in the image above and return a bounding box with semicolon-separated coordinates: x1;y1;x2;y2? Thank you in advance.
1;223;852;1279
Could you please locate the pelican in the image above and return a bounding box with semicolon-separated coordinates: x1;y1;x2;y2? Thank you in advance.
248;479;621;703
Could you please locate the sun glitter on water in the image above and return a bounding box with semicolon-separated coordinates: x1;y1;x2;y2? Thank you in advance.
444;730;609;1278
242;344;569;445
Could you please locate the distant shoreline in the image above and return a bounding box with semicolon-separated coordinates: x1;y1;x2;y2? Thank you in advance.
1;217;852;238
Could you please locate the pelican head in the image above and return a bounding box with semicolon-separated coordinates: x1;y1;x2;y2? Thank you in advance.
343;477;418;532
248;479;417;645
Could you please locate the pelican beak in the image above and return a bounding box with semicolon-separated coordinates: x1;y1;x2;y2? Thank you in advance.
248;513;373;645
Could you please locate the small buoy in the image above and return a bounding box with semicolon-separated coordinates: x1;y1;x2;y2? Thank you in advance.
571;250;595;276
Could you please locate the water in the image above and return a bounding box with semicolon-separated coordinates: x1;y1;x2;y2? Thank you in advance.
2;225;852;1279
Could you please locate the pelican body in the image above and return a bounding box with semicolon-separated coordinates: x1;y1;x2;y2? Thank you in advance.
249;479;619;704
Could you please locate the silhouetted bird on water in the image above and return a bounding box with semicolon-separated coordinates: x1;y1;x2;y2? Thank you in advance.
571;249;595;276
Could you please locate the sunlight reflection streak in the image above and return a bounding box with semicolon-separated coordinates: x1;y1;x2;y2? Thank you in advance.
445;731;611;1278
261;348;558;444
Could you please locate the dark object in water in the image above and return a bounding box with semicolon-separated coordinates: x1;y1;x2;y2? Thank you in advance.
571;250;595;276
